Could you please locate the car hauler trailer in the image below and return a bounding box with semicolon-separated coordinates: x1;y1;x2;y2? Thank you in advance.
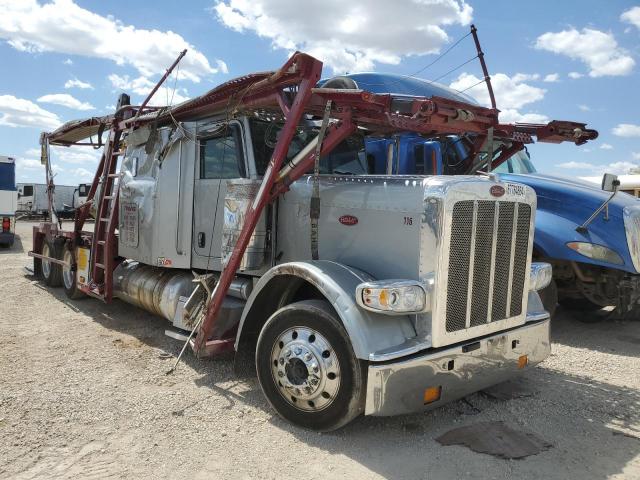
0;156;17;247
28;46;597;430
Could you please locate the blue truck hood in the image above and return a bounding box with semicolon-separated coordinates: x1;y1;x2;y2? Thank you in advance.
497;172;640;273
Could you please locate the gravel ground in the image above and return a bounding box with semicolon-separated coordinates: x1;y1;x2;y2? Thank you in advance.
1;221;639;479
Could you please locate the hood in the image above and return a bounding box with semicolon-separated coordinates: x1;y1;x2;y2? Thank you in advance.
496;172;639;221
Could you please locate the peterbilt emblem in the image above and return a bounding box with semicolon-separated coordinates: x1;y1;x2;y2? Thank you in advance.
490;185;505;197
339;215;358;226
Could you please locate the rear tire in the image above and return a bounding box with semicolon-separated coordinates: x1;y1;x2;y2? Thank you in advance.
62;246;86;299
41;238;62;287
255;300;366;431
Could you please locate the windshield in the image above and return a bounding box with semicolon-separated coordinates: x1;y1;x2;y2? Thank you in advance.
249;119;368;175
493;150;536;174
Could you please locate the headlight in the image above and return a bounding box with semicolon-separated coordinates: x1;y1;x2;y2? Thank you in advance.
566;241;624;265
530;262;552;291
623;206;640;272
356;280;429;314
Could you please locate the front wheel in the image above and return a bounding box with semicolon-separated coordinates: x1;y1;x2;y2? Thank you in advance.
255;300;366;431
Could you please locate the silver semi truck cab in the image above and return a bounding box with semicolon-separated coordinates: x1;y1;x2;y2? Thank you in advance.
111;115;551;423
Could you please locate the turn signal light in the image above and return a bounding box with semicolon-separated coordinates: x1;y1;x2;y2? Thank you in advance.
423;386;442;405
518;355;528;369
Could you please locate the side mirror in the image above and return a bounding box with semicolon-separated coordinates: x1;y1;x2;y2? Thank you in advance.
602;173;619;192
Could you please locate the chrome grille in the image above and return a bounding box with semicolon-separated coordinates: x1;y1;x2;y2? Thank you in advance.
446;200;532;333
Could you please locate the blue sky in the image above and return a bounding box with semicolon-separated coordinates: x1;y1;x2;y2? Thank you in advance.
1;0;639;185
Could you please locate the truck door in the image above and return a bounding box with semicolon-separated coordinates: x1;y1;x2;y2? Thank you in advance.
192;122;246;264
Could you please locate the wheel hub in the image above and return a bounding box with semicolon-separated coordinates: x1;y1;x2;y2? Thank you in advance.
271;327;340;412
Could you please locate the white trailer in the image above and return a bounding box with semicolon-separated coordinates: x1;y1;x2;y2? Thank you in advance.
17;183;76;217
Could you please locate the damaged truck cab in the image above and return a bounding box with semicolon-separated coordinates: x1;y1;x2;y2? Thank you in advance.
113;115;552;426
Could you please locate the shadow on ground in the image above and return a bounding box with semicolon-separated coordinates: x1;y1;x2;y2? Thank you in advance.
0;234;24;254
29;274;640;479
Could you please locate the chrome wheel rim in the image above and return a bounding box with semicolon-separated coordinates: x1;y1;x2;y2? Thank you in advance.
270;326;340;412
62;249;74;289
42;243;52;279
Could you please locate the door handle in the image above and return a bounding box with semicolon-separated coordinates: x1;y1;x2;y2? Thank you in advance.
198;232;206;248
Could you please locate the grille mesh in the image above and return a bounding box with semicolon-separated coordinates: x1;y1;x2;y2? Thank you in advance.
510;204;532;316
445;201;473;333
446;200;531;333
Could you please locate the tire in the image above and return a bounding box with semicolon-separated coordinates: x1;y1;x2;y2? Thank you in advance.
41;238;62;287
255;300;366;431
538;279;558;318
62;246;86;299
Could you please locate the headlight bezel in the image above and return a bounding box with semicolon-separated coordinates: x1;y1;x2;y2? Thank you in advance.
566;241;624;266
355;279;430;315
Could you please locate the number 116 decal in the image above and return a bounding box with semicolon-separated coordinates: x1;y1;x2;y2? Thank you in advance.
403;216;413;225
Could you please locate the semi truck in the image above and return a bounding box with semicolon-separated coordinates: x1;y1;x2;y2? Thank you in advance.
17;182;77;218
321;72;640;320
0;156;17;247
28;50;596;430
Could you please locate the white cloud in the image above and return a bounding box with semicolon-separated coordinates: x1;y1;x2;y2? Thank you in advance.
512;73;540;82
0;0;223;82
71;167;93;180
38;93;94;111
558;160;639;175
0;95;61;130
64;78;93;89
63;58;72;65
568;72;584;79
214;0;473;73
578;104;590;111
558;161;595;169
51;146;102;165
535;28;635;77
632;152;640;160
621;6;640;30
15;156;42;169
543;73;560;82
599;143;613;150
612;123;640;137
450;72;548;123
108;74;190;106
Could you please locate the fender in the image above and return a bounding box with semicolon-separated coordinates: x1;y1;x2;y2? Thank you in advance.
533;210;636;273
235;260;419;361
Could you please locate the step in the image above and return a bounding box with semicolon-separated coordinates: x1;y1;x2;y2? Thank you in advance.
99;218;109;222
95;263;105;269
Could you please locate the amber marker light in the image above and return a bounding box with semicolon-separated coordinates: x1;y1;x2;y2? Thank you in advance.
423;386;442;405
518;355;528;369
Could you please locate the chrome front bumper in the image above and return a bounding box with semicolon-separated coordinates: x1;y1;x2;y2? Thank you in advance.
364;318;550;416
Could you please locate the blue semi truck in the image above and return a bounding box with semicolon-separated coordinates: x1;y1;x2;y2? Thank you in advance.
0;155;17;247
321;73;640;319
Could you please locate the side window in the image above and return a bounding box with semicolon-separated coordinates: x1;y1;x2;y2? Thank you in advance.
23;185;34;196
199;125;245;179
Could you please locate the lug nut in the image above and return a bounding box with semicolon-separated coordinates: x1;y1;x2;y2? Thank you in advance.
285;349;291;357
304;353;312;361
294;347;302;355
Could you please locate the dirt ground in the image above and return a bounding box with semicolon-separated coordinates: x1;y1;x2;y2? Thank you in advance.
1;221;639;480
